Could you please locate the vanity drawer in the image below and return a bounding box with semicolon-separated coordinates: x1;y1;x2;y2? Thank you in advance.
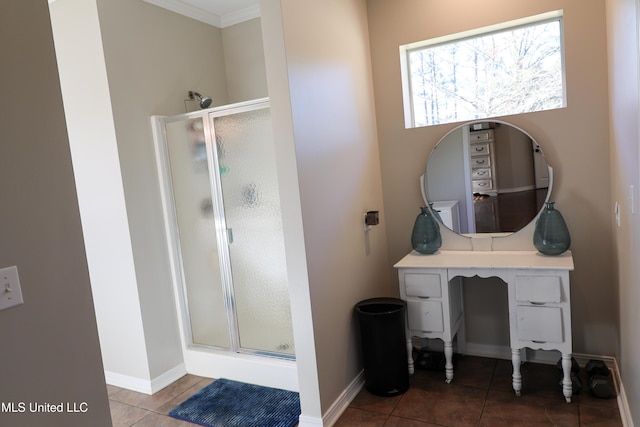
407;299;444;333
470;156;491;168
472;168;492;180
469;130;493;142
404;272;442;298
472;179;493;191
516;305;564;343
515;276;562;303
470;142;491;156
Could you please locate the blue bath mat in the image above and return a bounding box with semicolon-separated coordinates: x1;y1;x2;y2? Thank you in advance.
168;378;300;427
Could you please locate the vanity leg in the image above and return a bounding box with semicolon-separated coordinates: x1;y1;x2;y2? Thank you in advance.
561;353;573;403
511;348;522;396
444;341;454;383
406;337;414;375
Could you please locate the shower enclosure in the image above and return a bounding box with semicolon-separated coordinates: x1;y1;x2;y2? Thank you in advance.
152;99;297;388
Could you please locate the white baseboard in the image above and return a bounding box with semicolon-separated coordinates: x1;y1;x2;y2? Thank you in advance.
104;371;152;394
617;379;634;427
571;353;634;427
320;370;365;426
299;370;364;427
150;363;188;394
297;414;324;427
104;363;187;395
608;358;633;427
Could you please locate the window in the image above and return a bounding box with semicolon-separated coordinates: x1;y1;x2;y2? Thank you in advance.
400;11;565;128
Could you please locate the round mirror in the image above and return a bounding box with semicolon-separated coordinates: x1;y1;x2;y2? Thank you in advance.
423;121;551;235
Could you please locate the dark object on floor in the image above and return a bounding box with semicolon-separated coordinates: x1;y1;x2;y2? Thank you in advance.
558;372;583;395
586;359;610;376
584;359;616;399
168;378;300;427
414;348;458;371
588;374;616;399
355;298;409;396
555;357;582;394
556;357;580;373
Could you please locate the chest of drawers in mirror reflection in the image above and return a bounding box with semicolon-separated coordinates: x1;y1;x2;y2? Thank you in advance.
469;129;497;196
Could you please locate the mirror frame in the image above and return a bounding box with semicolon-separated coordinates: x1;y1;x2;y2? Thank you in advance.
422;119;553;239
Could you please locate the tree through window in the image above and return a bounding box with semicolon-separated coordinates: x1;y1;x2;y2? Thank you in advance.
401;11;565;127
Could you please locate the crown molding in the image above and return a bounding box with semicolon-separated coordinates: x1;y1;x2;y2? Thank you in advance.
144;0;221;26
221;5;260;28
143;0;259;28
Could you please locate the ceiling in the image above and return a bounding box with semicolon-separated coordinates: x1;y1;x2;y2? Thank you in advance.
143;0;260;28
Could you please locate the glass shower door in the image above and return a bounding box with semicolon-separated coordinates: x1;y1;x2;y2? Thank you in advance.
210;104;295;356
158;99;294;359
164;117;231;348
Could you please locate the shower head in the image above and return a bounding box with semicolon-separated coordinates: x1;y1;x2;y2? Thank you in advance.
198;95;212;109
187;91;212;109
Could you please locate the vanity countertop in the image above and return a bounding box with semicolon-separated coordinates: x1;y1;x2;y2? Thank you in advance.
394;250;574;271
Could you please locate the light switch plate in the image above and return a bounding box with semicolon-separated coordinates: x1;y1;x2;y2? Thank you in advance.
0;266;24;311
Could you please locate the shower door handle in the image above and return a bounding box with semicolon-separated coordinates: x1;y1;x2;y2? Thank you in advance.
227;228;234;244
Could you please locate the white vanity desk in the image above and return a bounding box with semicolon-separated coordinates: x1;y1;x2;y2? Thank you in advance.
394;249;575;402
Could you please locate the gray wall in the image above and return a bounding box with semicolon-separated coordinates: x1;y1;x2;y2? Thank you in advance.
96;0;226;381
0;1;111;426
223;18;269;102
261;0;392;417
606;0;640;422
494;125;535;191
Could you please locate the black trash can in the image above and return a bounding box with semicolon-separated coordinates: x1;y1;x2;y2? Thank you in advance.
355;297;409;396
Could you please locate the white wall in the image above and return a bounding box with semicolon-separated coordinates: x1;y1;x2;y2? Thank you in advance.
0;1;111;425
50;0;232;390
49;0;151;384
605;0;640;422
261;0;392;420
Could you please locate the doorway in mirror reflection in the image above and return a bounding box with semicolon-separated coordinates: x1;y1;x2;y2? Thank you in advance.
474;188;547;233
424;120;551;235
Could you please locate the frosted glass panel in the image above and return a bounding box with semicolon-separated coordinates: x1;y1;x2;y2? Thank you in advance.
165;118;230;348
213;108;295;355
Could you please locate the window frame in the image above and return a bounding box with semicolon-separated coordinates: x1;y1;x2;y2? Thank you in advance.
399;10;566;128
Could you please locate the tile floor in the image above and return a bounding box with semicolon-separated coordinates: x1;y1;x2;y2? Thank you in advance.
108;355;623;426
108;374;211;426
338;355;623;426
